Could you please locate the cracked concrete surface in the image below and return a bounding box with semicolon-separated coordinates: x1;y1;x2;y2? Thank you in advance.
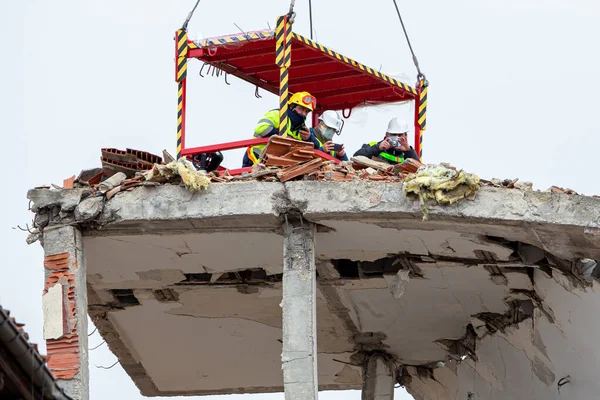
29;181;600;398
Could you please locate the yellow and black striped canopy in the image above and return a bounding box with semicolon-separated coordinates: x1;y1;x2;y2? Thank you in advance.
187;30;418;112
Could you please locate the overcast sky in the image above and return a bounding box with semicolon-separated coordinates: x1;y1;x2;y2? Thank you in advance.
1;0;599;399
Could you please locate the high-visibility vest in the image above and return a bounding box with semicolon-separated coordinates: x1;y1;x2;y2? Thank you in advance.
368;141;405;164
246;109;303;165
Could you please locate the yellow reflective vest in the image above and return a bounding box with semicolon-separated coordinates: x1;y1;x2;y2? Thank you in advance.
246;109;303;165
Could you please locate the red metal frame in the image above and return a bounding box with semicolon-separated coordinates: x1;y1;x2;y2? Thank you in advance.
177;27;421;175
181;137;270;157
181;80;187;152
414;85;422;159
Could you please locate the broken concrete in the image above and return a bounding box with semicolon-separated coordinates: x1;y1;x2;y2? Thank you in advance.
28;188;87;212
74;196;104;221
361;354;395;400
42;226;89;400
28;180;600;398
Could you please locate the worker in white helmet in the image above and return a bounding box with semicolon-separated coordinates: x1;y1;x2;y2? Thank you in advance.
353;117;419;164
310;110;347;161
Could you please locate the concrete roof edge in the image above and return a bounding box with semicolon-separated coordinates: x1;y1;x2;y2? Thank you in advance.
29;181;600;238
285;182;600;228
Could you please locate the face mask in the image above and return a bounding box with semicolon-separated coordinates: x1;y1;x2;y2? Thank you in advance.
322;127;336;141
287;109;306;131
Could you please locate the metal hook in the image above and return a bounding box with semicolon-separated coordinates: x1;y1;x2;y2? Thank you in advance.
199;63;207;77
255;86;262;98
224;73;230;85
557;375;571;392
342;108;352;118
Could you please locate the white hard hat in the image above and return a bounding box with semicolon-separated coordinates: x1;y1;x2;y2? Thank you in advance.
318;110;343;132
387;117;409;134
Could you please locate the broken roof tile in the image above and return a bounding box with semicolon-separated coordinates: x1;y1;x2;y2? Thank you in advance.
62;176;75;189
278;158;324;182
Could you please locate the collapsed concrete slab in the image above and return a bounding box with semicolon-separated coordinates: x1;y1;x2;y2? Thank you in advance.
27;180;600;399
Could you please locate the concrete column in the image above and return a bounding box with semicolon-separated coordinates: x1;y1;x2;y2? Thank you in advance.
41;226;89;400
282;216;318;400
362;355;395;400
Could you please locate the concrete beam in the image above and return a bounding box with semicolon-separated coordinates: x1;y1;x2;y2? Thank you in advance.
362;355;395;400
42;226;89;400
285;182;600;227
282;216;318;400
82;182;600;235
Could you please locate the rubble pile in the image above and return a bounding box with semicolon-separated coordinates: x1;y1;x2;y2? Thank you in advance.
210;136;424;183
101;148;162;178
42;138;593;205
480;178;589;196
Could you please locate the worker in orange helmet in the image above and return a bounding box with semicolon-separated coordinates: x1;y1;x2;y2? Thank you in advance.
243;91;317;167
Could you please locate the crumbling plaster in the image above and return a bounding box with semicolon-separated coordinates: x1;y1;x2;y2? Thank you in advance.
408;274;600;400
338;265;533;365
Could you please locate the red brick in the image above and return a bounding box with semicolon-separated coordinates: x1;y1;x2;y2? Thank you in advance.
44;253;69;271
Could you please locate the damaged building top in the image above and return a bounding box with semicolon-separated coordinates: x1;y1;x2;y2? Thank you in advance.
26;139;600;400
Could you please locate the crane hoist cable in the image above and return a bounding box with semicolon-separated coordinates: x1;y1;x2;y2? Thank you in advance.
181;0;201;31
308;0;314;40
391;0;425;81
287;0;296;23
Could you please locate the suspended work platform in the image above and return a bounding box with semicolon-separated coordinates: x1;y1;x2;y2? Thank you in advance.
190;30;419;111
174;18;427;174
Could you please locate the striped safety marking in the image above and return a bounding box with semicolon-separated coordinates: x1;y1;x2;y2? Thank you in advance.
177;82;184;159
176;30;188;82
190;30;417;96
418;81;427;130
276;16;291;136
292;33;418;95
417;79;428;159
191;30;416;96
198;30;272;47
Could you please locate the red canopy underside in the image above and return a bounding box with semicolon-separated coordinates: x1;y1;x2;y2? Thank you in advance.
189;34;417;112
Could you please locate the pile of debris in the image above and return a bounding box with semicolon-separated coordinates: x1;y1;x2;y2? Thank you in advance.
210;136;424;183
40;148;204;198
100;157;211;199
45;138;593;203
101;148;163;178
480;178;590;196
480;178;533;191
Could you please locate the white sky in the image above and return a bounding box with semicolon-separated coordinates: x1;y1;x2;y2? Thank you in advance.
1;0;599;399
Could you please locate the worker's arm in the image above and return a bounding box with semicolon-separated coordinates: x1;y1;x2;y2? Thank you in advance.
254;113;279;137
335;152;349;162
353;142;381;158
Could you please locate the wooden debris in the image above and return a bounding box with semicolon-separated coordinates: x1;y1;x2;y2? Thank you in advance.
351;156;393;172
